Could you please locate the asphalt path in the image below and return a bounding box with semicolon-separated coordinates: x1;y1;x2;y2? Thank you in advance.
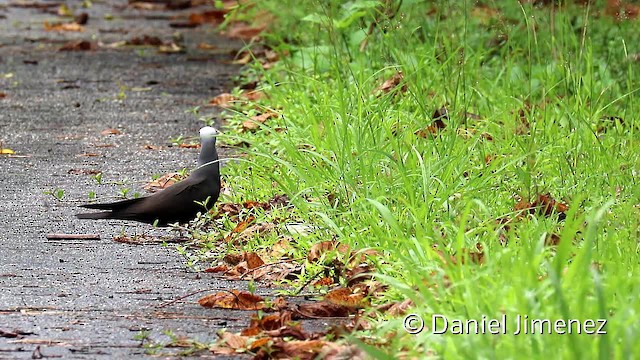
0;1;250;358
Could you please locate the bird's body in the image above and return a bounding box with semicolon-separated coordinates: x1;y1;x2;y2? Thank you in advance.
76;127;220;226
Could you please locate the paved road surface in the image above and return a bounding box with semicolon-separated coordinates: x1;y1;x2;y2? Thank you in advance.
0;1;249;358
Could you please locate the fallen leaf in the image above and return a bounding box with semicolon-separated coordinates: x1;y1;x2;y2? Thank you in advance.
516;107;530;135
223;22;267;41
142;144;162;150
0;92;7;99
253;339;326;360
144;172;183;193
225;216;256;243
246;313;289;332
59;40;95;51
308;241;350;262
244;252;265;270
197;42;217;50
188;9;227;25
244;90;266;101
374;71;407;94
231;223;276;245
313;277;334;287
204;265;229;273
431;106;449;128
178;142;200;148
379;298;414;316
217;202;243;217
243;200;271;211
515;193;568;220
127;35;164;46
158;42;184;54
264;325;310;340
129;1;165;10
198;290;265;310
416;106;449;137
323;288;367;308
545;233;561;246
75;12;89;25
242;111;279;132
209;93;237;107
44;21;84;32
605;0;640;20
1;148;16;155
223;253;244;265
294;301;356;318
100;128;121;136
210;331;249;355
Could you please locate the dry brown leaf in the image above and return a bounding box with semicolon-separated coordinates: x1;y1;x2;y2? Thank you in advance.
44;21;84;32
209;93;237;107
516;107;531;135
144;172;182;193
313;277;334;287
204;265;229;273
295;301;355;318
130;1;165;10
219;331;246;349
264;325;310;340
242;111;279;132
323;288;366;308
244;91;266;101
254;339;326;360
606;0;640;20
210;331;249;355
188;9;227;25
100;128;121;136
198;290;265;310
223;253;244;265
385;299;415;316
224;22;267;40
158;42;183;53
224;215;256;242
515;193;568;220
248;337;270;351
75;12;89;25
374;72;406;94
178;142;200;148
142;144;162;150
545;233;561;246
308;241;350;262
320;343;368;360
197;42;217;50
244;252;265;270
127;35;163;46
232;52;253;65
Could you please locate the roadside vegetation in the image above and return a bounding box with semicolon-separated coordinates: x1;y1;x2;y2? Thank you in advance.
184;1;640;358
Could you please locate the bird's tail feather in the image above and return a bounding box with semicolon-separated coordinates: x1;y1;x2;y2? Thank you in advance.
76;212;113;220
79;197;144;210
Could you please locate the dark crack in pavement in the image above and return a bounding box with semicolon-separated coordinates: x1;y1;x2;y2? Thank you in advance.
0;1;251;358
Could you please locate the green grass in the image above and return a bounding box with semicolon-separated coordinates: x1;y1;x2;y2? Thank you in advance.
196;0;640;358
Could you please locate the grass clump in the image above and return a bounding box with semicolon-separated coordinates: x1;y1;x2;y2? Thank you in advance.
196;0;640;358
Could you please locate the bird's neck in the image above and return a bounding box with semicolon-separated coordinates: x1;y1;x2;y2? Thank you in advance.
195;139;219;174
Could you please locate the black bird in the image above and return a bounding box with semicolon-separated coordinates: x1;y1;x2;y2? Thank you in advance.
76;127;220;226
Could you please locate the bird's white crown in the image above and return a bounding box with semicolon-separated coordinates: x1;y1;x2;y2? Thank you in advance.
200;126;218;137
